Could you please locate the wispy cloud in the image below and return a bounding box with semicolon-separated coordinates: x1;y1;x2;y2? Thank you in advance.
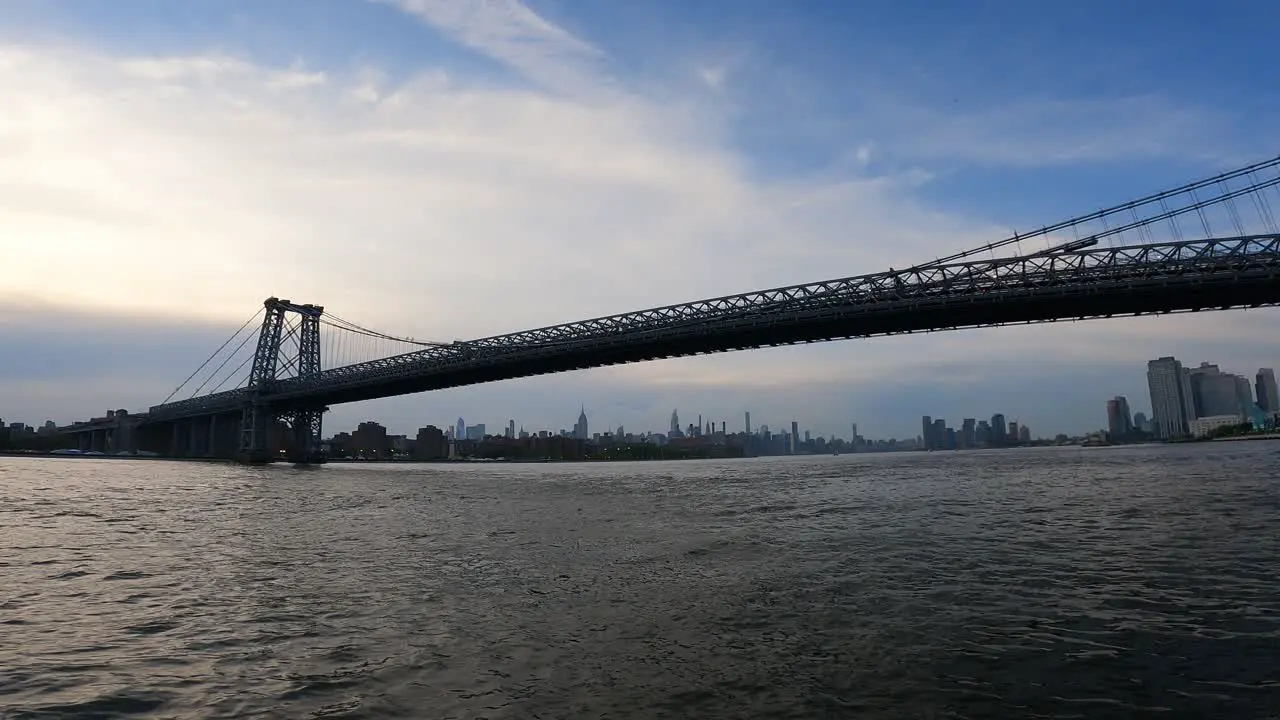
889;95;1225;167
0;9;1270;437
0;42;992;332
374;0;609;96
718;45;1230;171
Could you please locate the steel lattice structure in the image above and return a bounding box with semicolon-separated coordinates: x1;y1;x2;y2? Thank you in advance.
146;234;1280;422
236;298;325;462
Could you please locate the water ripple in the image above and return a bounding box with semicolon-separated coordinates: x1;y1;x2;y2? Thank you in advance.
1;444;1278;717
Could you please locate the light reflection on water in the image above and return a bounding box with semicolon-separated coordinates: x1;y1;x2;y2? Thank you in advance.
2;443;1278;718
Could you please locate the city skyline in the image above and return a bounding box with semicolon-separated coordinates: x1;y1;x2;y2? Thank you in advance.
14;351;1278;443
3;1;1280;440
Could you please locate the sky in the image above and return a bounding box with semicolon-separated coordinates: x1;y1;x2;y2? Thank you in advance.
2;0;1279;440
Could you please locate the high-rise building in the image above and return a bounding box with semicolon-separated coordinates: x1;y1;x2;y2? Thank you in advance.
1147;357;1194;438
1257;369;1280;412
574;407;589;440
1179;367;1196;424
1133;411;1148;433
921;416;934;450
933;418;946;449
669;409;680;437
354;421;389;458
976;419;991;446
456;417;466;441
1018;425;1031;443
1234;375;1254;413
1008;421;1020;443
1189;363;1246;418
414;425;447;460
791;421;799;453
1107;396;1134;439
507;419;516;438
960;418;976;449
990;414;1007;446
745;412;752;435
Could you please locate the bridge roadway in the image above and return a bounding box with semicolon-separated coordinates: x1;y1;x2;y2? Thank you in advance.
145;234;1280;422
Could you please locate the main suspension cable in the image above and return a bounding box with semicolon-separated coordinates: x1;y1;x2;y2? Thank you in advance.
322;312;450;347
159;307;264;405
188;327;258;398
209;353;255;394
905;154;1280;272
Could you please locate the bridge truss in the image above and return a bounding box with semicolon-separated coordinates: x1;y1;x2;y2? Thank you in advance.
142;154;1280;455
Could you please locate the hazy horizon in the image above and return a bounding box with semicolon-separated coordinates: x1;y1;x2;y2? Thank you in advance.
3;0;1278;439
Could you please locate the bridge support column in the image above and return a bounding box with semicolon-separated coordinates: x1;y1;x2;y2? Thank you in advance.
207;415;217;459
213;414;240;459
235;297;325;465
286;409;325;465
239;403;274;464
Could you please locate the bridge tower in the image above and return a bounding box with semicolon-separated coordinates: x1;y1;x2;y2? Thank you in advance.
239;297;327;464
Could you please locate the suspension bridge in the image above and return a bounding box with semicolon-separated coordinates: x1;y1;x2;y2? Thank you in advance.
62;155;1280;462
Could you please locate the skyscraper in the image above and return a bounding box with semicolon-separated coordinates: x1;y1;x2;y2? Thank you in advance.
745;411;752;435
456;417;465;440
1107;396;1133;439
574;407;589;440
1257;369;1280;412
669;409;680;437
921;415;933;450
1234;375;1254;414
990;414;1007;446
791;421;799;453
507;419;516;439
1189;362;1248;418
1147;357;1193;438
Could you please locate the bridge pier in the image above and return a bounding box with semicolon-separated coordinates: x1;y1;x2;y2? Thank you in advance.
189;420;201;457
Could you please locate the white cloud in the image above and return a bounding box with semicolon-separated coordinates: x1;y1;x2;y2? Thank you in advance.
0;16;1270;435
373;0;608;97
698;65;726;91
0;41;993;334
893;95;1224;166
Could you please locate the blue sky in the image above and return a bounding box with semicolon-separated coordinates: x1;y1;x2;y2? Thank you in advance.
1;0;1278;439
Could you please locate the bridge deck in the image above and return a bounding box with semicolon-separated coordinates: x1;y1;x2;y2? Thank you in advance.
148;235;1280;420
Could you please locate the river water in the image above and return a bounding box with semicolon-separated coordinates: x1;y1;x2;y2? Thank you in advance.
2;443;1279;719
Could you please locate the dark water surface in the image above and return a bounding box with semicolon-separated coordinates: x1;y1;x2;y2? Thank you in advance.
3;444;1280;718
